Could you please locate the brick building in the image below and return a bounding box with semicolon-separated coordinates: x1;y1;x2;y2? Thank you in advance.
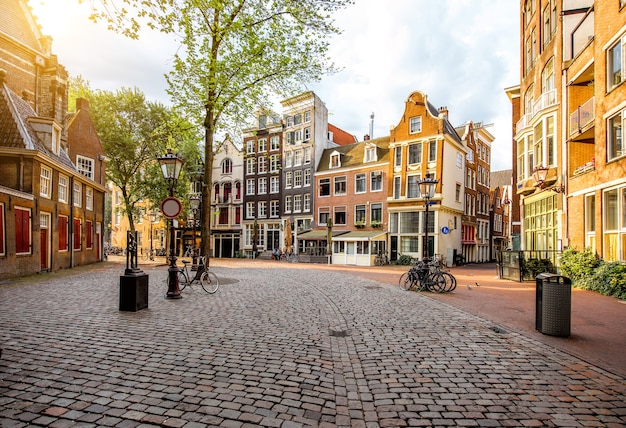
0;1;107;279
509;0;626;262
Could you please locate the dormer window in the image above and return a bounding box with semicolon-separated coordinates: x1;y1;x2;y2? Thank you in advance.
364;145;377;162
77;155;94;180
330;151;341;168
410;116;422;134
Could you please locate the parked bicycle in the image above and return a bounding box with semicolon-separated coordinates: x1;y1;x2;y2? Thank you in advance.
374;251;390;266
142;248;156;261
279;251;299;263
399;256;456;293
183;245;198;258
177;256;219;293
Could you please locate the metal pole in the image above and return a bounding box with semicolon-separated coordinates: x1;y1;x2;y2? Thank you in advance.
165;184;181;299
149;221;153;260
424;198;429;261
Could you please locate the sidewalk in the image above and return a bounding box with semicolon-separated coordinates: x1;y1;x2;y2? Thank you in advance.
323;261;626;379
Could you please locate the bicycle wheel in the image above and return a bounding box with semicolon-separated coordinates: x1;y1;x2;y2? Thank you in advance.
427;272;446;293
178;271;188;291
290;254;299;263
200;270;219;293
399;272;414;291
441;272;457;292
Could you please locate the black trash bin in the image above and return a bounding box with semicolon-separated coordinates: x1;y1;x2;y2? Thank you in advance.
536;273;571;337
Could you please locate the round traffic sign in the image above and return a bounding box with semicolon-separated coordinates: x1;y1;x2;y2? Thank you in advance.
161;196;183;219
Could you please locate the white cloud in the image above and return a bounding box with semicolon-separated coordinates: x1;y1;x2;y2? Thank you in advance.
30;0;518;170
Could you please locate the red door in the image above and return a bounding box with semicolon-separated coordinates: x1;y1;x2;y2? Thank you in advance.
40;228;48;270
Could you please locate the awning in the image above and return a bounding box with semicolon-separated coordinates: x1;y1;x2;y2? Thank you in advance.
333;231;387;241
297;230;349;239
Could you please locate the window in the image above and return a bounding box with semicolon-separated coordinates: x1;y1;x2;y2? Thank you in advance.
394;176;401;199
394;147;402;167
334;207;346;225
258;156;267;173
304;147;311;164
270;176;279;194
235;182;242;200
303;127;311;141
602;187;626;261
258;139;267;152
77;156;94;180
370;203;382;223
355;205;366;223
246;178;255;195
319;208;329;225
73;182;82;207
222;158;233;174
608;110;625;161
607;36;624;91
334;176;347;195
286;172;293;188
456;183;461;202
400;211;420;233
86;220;93;249
285;196;292;213
269;155;280;172
304;169;311;186
285;151;293;168
294;151;302;166
73;217;82;251
585;194;596;252
219;208;229;225
246;140;255;154
408;143;422;164
40;166;52;199
235;206;241;224
330;153;340;168
542;57;554;94
370;171;382;191
15;207;31;254
319;178;331;196
246;202;255;218
407;175;420;198
246;158;255;175
294;170;302;187
355;173;366;193
270;200;279;218
86;187;93;211
304;110;311;122
428;140;437;162
258;201;267;218
409;116;422;134
294;195;302;212
365;146;376;162
303;193;311;212
58;175;68;203
258;177;267;194
270;136;280;151
294;113;302;125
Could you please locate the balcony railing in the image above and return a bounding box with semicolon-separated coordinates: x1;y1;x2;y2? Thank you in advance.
569;96;595;137
515;90;557;134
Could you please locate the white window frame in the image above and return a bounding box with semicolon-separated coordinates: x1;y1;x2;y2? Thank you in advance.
86;187;93;211
58;175;68;203
607;34;625;92
73;182;82;207
409;116;422;134
40;165;52;199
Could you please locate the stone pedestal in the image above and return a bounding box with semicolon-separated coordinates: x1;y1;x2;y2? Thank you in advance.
119;273;149;311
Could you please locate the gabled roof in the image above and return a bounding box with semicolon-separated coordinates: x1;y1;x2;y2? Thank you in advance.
0;0;46;54
490;169;513;188
317;136;390;173
328;123;358;146
0;81;74;170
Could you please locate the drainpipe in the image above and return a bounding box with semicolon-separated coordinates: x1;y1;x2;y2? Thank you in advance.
561;68;568;250
69;176;74;268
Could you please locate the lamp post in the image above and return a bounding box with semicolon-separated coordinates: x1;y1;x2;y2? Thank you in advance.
157;148;185;299
190;194;201;269
419;177;439;261
148;211;157;260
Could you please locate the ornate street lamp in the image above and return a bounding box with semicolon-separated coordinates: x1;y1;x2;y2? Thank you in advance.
157;148;184;299
419;177;439;261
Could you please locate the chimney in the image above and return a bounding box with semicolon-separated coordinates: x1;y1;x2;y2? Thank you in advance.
76;97;90;112
438;106;448;120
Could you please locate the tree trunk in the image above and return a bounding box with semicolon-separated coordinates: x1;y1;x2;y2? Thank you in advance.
201;107;214;263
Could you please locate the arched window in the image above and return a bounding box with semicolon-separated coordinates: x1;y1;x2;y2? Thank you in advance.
541;57;554;93
223;182;232;202
214;183;220;202
235;181;242;200
221;158;233;174
524;84;534;115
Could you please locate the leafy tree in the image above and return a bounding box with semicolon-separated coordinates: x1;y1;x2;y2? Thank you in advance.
88;0;353;259
69;78;202;232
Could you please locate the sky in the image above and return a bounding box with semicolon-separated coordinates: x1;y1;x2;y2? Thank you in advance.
29;0;520;171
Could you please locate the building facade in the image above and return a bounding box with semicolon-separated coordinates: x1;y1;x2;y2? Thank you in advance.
510;0;626;262
387;91;466;264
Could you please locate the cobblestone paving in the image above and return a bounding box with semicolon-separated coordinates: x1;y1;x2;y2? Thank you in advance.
1;261;625;427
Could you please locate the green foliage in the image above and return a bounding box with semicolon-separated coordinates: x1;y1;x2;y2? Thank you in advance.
69;78;202;231
395;254;415;266
558;247;601;282
521;257;555;280
560;248;626;299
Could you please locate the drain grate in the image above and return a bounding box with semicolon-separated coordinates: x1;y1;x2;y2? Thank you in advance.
490;326;509;334
329;327;350;337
